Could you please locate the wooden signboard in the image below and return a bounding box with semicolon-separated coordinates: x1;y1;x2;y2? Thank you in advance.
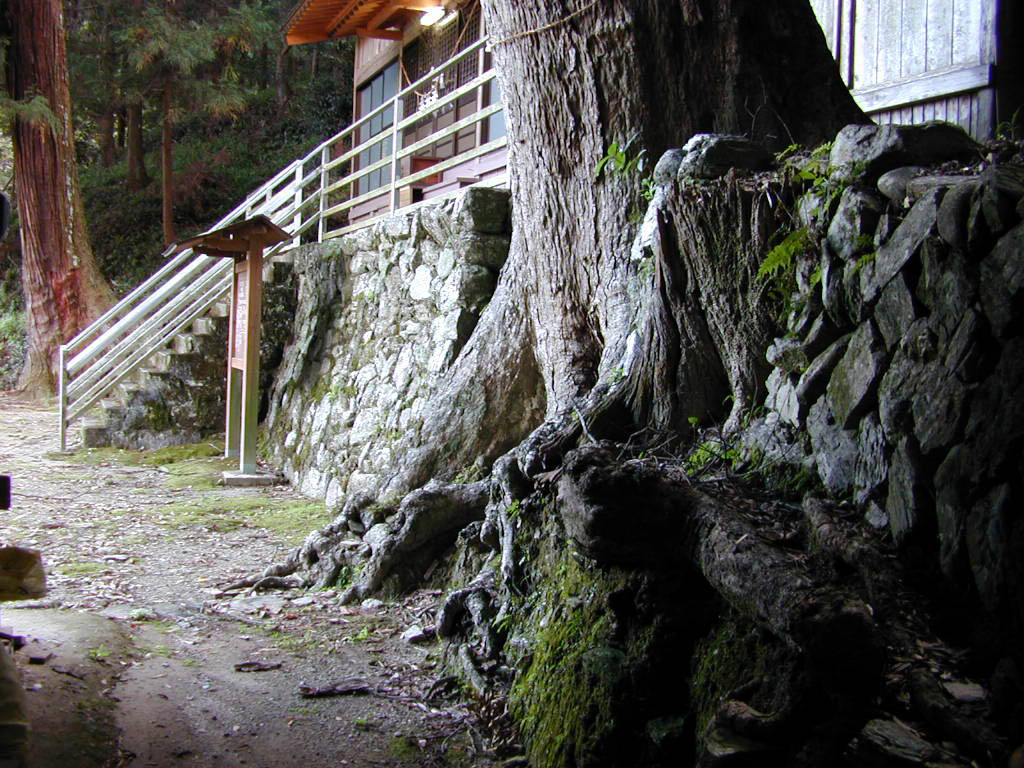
175;216;289;481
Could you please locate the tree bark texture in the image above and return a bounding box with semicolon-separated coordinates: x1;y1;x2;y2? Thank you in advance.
161;84;175;246
390;0;863;488
275;46;291;111
97;111;116;166
125;102;149;189
476;0;863;417
8;0;115;394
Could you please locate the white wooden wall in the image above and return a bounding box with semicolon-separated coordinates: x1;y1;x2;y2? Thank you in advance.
811;0;998;138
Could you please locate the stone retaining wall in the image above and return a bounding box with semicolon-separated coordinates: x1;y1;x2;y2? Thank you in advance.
741;123;1024;648
264;188;511;519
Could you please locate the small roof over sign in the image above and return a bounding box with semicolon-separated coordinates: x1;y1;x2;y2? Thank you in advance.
173;215;291;260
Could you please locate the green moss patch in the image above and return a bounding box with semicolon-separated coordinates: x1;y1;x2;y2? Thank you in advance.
690;615;793;737
160;456;237;490
509;555;630;768
155;496;332;544
58;561;106;577
53;439;224;468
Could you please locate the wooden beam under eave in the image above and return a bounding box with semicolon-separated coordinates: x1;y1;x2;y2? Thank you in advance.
287;30;335;45
325;0;368;38
195;237;250;253
364;0;433;30
364;2;400;30
355;27;402;39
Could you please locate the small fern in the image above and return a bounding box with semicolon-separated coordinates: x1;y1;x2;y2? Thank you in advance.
757;228;814;281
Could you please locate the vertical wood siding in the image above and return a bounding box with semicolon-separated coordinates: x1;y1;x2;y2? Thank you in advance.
810;0;998;138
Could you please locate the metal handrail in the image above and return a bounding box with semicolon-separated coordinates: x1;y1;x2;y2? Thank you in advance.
58;35;507;449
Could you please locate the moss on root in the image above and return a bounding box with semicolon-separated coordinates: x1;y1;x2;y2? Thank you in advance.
690;613;795;738
510;555;628;768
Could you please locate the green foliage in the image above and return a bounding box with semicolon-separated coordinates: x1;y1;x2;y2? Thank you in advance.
756;228;814;282
86;644;113;662
852;249;877;274
506;499;522;519
809;264;822;288
596;136;656;201
0;94;60;132
452;459;485;484
595;140;646;179
787;141;832;184
995;105;1023;141
685;437;741;477
0;308;25;391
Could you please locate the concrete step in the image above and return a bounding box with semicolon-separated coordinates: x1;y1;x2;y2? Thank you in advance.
139;366;170;384
173;333;198;355
192;316;226;336
79;420;110;448
146;350;174;373
270;250;295;267
263;259;294;285
115;381;141;406
207;301;230;319
98;398;125;420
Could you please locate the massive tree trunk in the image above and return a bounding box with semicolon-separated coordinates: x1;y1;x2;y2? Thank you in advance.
481;0;863;415
262;0;866;599
385;0;865;488
8;0;115;395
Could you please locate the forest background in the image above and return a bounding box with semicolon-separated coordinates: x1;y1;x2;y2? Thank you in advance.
0;0;354;390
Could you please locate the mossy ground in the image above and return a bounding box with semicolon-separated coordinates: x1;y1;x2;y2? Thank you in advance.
150;496;331;544
56;439;333;544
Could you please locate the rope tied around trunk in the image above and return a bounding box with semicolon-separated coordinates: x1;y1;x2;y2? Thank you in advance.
488;0;599;47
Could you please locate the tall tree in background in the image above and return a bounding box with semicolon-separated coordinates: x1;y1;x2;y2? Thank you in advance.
120;0;275;245
3;0;115;394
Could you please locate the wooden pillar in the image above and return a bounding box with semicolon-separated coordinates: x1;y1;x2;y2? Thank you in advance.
225;246;264;475
174;215;287;485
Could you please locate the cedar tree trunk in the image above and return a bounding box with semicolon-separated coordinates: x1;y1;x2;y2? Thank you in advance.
160;83;175;246
125;102;149;188
480;0;865;413
388;0;866;487
98;110;116;166
9;0;115;395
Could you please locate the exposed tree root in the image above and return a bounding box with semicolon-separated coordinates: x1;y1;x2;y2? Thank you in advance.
907;665;1005;763
338;480;490;604
558;446;882;692
436;569;500;659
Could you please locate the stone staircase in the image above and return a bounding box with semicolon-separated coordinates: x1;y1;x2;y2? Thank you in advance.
77;253;297;451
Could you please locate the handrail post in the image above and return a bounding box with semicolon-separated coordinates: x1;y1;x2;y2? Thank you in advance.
58;344;68;452
292;161;303;249
389;94;402;213
318;145;330;243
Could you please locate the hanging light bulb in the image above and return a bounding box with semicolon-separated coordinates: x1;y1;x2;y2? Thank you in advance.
420;6;445;25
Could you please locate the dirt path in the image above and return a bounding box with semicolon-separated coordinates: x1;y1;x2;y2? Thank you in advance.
0;395;488;768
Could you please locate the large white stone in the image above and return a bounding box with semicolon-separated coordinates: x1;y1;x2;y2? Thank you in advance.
349;408;380;445
409;265;434;300
354;363;378;391
393;346;415;390
436;247;457;279
299;468;327;498
347;471;380;498
428;341;456;372
325;477;344;509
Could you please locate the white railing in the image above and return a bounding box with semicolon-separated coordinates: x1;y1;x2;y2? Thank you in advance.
58;36;507;449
